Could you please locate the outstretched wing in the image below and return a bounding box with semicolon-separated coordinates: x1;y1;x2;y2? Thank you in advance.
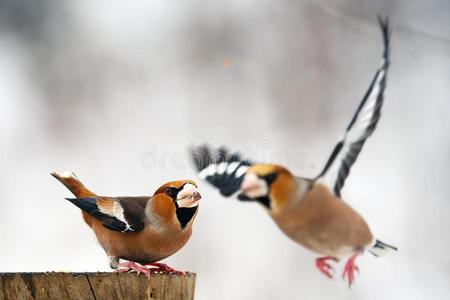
66;196;149;232
317;17;391;197
190;145;253;197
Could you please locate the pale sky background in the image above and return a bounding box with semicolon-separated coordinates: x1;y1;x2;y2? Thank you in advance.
1;1;449;299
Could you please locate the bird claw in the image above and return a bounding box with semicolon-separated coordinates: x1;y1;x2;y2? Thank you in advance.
342;252;360;287
315;256;337;279
114;261;184;277
115;262;151;279
145;262;185;275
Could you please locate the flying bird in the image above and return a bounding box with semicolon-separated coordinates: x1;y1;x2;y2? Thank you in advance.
52;171;201;277
190;18;396;286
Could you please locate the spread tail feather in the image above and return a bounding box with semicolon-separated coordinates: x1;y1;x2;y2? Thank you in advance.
51;171;96;198
369;239;398;257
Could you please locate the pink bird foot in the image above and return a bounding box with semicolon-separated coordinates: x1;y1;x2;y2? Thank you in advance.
145;262;185;275
342;252;360;287
116;261;151;279
315;256;338;278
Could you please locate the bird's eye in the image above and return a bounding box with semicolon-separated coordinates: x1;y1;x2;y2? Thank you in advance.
164;187;173;195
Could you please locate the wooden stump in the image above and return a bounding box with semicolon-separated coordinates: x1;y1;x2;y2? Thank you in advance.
0;272;196;300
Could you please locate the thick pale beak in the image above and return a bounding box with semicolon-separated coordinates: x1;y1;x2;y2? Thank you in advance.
177;184;201;208
239;173;268;199
241;173;259;193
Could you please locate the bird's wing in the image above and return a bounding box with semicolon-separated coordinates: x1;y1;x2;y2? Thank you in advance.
66;196;149;232
190;145;253;197
317;17;390;197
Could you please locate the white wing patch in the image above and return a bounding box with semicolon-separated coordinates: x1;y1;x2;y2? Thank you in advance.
235;165;249;178
217;162;228;175
199;164;218;179
112;202;134;232
97;200;134;232
226;162;240;174
199;162;249;180
317;18;390;197
191;146;253;197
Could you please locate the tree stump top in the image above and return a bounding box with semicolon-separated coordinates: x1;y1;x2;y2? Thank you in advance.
0;272;196;300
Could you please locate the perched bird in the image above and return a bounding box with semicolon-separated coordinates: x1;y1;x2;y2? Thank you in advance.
190;18;396;286
51;171;201;277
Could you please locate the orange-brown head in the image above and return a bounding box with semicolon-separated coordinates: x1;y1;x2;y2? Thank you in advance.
150;180;201;229
238;164;298;212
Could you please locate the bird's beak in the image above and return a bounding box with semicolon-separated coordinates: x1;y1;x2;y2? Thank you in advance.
239;173;268;199
241;173;259;193
176;184;201;208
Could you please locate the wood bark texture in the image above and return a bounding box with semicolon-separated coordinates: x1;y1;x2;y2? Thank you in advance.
0;272;195;300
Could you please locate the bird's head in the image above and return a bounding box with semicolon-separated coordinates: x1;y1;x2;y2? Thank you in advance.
151;180;201;229
238;164;297;212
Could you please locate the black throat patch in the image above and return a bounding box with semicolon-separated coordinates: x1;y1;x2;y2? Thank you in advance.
255;196;270;209
237;194;271;209
176;206;198;229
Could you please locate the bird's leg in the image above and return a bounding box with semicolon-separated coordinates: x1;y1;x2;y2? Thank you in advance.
315;256;338;278
116;261;151;279
144;262;185;275
109;256;120;269
342;251;360;287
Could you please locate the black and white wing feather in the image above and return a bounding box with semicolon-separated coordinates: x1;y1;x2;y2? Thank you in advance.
66;196;148;232
317;17;391;197
190;145;253;197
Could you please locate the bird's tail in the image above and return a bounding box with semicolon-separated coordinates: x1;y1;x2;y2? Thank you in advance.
368;239;398;257
51;171;96;198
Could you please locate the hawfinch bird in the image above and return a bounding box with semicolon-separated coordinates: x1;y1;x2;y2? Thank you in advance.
190;18;396;286
51;171;201;277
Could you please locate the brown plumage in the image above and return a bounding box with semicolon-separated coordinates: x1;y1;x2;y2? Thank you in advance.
191;18;396;286
254;166;372;258
51;171;201;276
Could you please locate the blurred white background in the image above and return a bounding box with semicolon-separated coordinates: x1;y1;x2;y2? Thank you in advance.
1;1;449;299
